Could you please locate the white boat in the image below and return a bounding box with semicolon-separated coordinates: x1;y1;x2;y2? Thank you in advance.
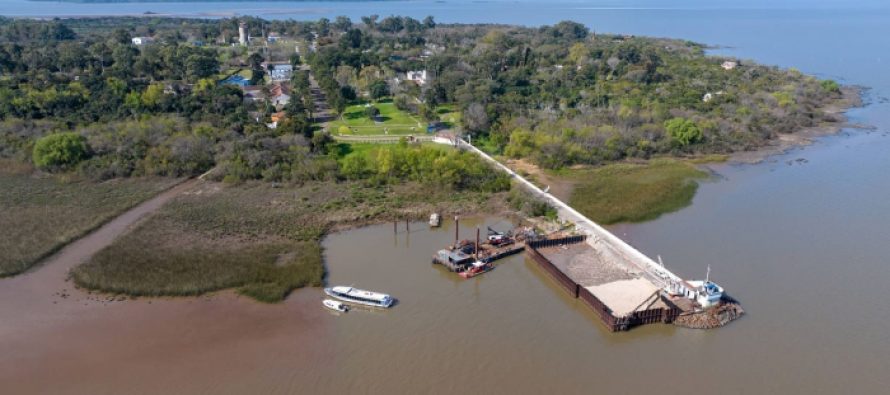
429;213;441;227
323;299;348;312
324;286;395;308
686;280;724;308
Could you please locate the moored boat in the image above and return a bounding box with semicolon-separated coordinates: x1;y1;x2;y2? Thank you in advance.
429;213;441;227
324;286;395;308
323;299;349;312
458;260;492;279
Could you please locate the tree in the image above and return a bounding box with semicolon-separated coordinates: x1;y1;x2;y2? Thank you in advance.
185;53;219;81
340;154;368;180
333;16;353;32
365;105;380;120
141;83;165;110
463;103;489;133
664;118;703;147
423;16;436;29
33;132;90;170
369;79;389;100
339;85;357;101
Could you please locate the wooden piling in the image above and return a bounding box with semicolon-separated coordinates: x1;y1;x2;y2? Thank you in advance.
454;216;459;246
475;228;480;260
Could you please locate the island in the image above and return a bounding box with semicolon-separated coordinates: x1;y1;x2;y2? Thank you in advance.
0;15;856;306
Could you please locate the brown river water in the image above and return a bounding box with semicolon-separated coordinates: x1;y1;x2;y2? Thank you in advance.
5;169;887;395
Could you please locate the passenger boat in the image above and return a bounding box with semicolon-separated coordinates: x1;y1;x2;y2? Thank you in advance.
323;299;349;312
324;286;395;308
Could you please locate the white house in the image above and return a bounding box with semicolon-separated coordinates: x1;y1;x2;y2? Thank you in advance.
265;62;294;81
721;61;738;70
270;84;291;107
131;37;155;46
406;70;428;85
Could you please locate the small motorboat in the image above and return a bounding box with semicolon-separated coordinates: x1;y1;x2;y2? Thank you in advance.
323;299;349;312
458;260;492;279
429;213;441;227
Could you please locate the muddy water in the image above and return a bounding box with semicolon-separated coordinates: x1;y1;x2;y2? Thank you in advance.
4;194;890;393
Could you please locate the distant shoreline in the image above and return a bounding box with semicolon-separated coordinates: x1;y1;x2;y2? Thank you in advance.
28;0;396;3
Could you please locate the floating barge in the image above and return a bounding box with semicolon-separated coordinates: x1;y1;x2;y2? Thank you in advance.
526;239;742;331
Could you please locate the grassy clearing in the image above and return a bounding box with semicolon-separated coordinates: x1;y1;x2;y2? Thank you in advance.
435;104;461;128
0;163;179;276
73;180;507;302
329;101;426;135
568;159;709;224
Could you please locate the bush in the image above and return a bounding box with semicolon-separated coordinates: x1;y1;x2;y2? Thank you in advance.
664;118;703;147
821;79;841;94
32;132;90;171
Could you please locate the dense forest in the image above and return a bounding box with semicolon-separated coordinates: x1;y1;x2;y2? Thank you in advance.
0;15;844;182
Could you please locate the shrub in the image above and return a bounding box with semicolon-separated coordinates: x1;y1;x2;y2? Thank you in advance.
32;132;90;170
664;118;703;147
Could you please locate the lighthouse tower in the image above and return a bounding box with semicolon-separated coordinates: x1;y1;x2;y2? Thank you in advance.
238;22;247;45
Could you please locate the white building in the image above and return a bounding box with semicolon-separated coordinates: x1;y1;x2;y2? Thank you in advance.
131;37;155;46
406;70;428;85
721;61;738;70
265;63;294;81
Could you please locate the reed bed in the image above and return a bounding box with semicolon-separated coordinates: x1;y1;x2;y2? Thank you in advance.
0;166;177;276
568;159;709;224
73;180;506;302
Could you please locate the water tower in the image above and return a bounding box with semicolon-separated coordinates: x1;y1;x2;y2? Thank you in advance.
239;22;247;45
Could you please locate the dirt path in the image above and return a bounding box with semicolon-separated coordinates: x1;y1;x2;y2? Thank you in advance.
14;179;199;287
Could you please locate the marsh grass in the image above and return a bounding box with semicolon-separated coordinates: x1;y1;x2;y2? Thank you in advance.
73;180;506;302
568;159;709;225
0;165;178;276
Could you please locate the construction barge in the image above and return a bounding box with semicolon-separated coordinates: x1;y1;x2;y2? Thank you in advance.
432;227;742;331
432;226;533;278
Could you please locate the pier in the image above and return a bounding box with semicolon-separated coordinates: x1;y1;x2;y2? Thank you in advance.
431;137;742;331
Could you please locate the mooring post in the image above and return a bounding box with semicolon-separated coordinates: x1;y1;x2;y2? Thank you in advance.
475;228;480;260
454;216;460;247
406;219;409;233
394;221;397;234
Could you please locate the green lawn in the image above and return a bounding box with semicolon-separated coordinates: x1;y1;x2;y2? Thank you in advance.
435;104;462;128
328;101;427;135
